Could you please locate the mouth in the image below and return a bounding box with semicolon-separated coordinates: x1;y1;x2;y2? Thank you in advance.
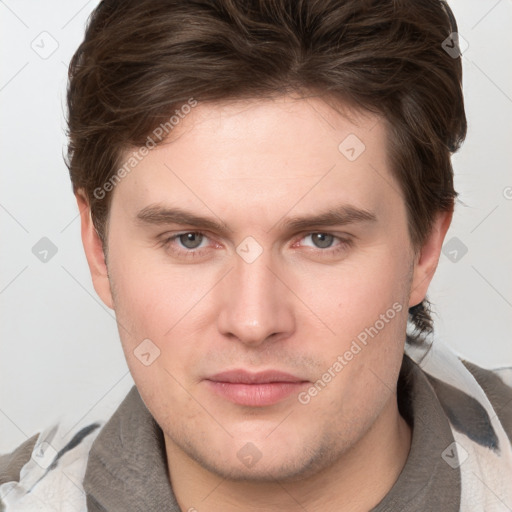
205;370;310;407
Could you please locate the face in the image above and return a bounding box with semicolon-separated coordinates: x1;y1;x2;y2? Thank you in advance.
80;95;444;482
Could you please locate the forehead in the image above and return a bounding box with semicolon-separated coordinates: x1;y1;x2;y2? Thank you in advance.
112;95;400;222
160;95;384;166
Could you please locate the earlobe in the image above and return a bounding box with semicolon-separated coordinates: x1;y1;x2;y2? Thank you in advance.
76;191;114;310
409;209;453;308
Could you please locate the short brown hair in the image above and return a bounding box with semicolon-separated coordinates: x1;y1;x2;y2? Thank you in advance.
66;0;467;341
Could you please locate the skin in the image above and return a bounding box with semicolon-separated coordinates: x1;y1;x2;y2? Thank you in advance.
78;95;452;511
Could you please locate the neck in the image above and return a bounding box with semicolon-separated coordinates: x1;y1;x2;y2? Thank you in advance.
165;398;411;512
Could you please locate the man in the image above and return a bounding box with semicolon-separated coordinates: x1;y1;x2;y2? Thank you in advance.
1;0;511;511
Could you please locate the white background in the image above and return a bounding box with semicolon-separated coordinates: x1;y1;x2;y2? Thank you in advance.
1;0;511;452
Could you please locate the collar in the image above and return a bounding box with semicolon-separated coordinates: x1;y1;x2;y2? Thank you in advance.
371;354;460;511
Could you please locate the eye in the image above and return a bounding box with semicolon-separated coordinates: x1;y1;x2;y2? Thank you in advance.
177;232;205;249
160;231;218;260
294;232;353;259
309;233;335;248
302;233;338;249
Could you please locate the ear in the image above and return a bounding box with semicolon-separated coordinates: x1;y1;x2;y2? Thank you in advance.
76;191;114;310
409;209;453;308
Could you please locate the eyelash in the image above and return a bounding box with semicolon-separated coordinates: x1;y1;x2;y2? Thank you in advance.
160;231;352;259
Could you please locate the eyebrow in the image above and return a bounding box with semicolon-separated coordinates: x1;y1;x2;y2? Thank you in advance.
136;205;232;234
277;205;377;232
135;204;377;234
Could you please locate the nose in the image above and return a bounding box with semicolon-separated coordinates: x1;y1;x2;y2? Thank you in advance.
216;251;295;347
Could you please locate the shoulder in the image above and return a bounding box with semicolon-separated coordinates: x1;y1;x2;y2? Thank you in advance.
461;360;512;441
0;422;103;510
0;435;38;486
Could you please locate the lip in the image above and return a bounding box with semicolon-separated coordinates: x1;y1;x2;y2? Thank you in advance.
205;370;309;407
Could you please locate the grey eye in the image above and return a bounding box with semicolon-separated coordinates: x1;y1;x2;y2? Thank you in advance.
178;232;204;249
311;233;334;248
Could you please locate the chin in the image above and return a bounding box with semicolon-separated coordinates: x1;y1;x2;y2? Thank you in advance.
175;432;341;483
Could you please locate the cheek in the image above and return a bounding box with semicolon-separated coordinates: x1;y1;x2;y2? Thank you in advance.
109;243;212;333
109;265;206;419
107;248;219;386
292;252;409;424
292;246;412;340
